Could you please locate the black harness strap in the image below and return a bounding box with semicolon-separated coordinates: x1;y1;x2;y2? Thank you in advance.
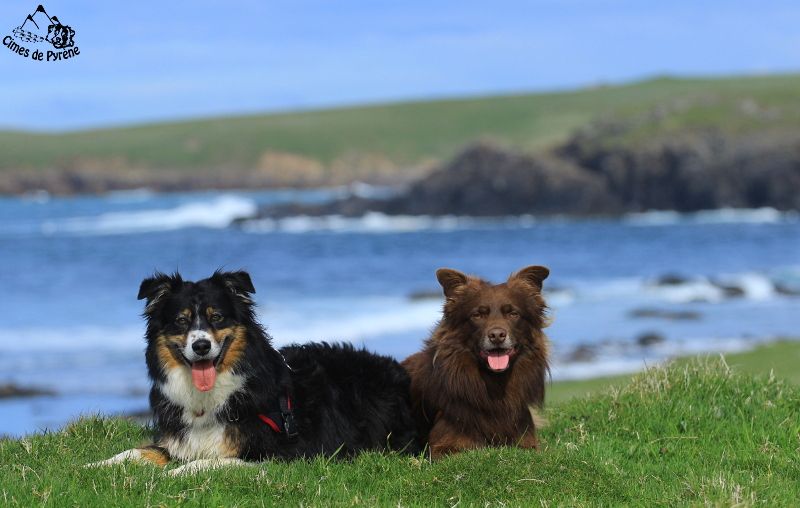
279;393;298;439
257;392;298;439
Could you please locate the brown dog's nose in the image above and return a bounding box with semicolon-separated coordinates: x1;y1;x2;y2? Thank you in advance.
487;328;508;345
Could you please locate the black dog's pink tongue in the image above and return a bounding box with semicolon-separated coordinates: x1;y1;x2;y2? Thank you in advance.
487;352;510;371
191;360;216;392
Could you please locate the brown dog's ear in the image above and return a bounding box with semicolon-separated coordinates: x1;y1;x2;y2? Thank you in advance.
436;268;468;298
511;265;549;291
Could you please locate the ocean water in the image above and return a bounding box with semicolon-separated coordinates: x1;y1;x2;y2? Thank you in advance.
1;188;799;437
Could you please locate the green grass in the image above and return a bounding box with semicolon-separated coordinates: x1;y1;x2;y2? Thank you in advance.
3;73;800;174
3;343;800;506
547;340;800;404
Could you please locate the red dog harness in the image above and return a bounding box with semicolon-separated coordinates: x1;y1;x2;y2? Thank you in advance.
257;393;298;439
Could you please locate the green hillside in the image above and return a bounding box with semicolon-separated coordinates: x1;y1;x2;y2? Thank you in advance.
3;73;800;174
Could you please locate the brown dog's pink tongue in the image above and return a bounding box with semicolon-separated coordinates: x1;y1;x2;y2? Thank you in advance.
487;353;510;371
191;360;216;392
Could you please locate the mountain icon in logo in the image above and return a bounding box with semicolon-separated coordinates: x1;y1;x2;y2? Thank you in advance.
12;5;74;49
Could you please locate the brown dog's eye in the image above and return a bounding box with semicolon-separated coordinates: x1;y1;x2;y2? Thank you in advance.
470;311;482;319
210;313;223;323
508;310;520;318
175;316;189;326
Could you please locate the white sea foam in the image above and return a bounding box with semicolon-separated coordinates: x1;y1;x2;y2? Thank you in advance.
0;326;145;353
543;288;577;307
625;207;796;226
562;271;784;306
646;278;726;303
572;277;644;302
550;335;766;381
643;272;778;303
717;273;776;301
623;210;682;225
20;190;51;203
40;195;257;235
243;212;538;234
106;188;156;203
245;213;461;234
343;182;398;200
263;298;442;345
690;207;791;224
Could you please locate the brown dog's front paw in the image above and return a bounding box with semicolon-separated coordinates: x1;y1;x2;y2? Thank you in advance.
428;420;482;459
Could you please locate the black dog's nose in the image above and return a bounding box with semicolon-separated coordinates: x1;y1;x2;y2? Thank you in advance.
192;339;211;356
487;328;507;344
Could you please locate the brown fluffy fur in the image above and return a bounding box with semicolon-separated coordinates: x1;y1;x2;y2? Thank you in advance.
402;266;550;459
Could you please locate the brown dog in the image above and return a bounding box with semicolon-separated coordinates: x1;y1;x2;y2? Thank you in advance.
402;266;550;459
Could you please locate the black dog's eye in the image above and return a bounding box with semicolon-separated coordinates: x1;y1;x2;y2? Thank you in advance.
175;316;189;326
210;313;223;323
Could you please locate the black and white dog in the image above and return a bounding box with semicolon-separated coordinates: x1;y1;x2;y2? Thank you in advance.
90;270;417;474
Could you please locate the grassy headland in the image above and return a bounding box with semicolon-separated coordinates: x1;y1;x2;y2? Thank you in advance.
2;341;799;506
2;73;800;193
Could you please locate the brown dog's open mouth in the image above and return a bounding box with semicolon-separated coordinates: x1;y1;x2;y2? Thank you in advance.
479;347;517;372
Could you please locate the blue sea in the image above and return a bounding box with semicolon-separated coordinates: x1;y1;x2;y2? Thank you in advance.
1;187;799;437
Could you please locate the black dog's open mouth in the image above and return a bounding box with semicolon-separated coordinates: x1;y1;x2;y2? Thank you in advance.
169;335;233;391
479;347;517;372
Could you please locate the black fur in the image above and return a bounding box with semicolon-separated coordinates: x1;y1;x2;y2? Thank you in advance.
140;270;418;461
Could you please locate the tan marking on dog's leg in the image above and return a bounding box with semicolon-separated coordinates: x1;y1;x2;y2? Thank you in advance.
85;449;143;467
139;446;171;466
168;458;248;476
222;426;243;458
86;445;171;468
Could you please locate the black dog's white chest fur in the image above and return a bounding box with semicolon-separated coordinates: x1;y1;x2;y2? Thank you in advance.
158;367;246;460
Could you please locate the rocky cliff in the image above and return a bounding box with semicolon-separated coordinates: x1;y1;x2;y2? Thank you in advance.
252;126;800;219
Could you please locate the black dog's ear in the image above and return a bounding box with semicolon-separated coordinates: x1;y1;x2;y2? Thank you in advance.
213;270;256;303
436;268;468;298
138;272;182;312
511;265;549;291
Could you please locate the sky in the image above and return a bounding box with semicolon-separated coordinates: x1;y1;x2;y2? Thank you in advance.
0;0;799;131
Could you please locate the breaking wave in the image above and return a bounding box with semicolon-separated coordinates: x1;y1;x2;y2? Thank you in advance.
625;207;797;226
242;212;537;234
40;195;257;236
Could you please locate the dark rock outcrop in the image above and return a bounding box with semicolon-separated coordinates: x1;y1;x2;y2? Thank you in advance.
559;130;800;212
254;143;621;218
636;332;666;347
249;128;800;220
247;132;800;217
629;308;702;321
378;145;617;216
0;383;55;398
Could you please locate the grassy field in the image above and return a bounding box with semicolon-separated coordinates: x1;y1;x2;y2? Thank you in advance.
2;341;799;506
2;73;800;174
547;340;800;403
